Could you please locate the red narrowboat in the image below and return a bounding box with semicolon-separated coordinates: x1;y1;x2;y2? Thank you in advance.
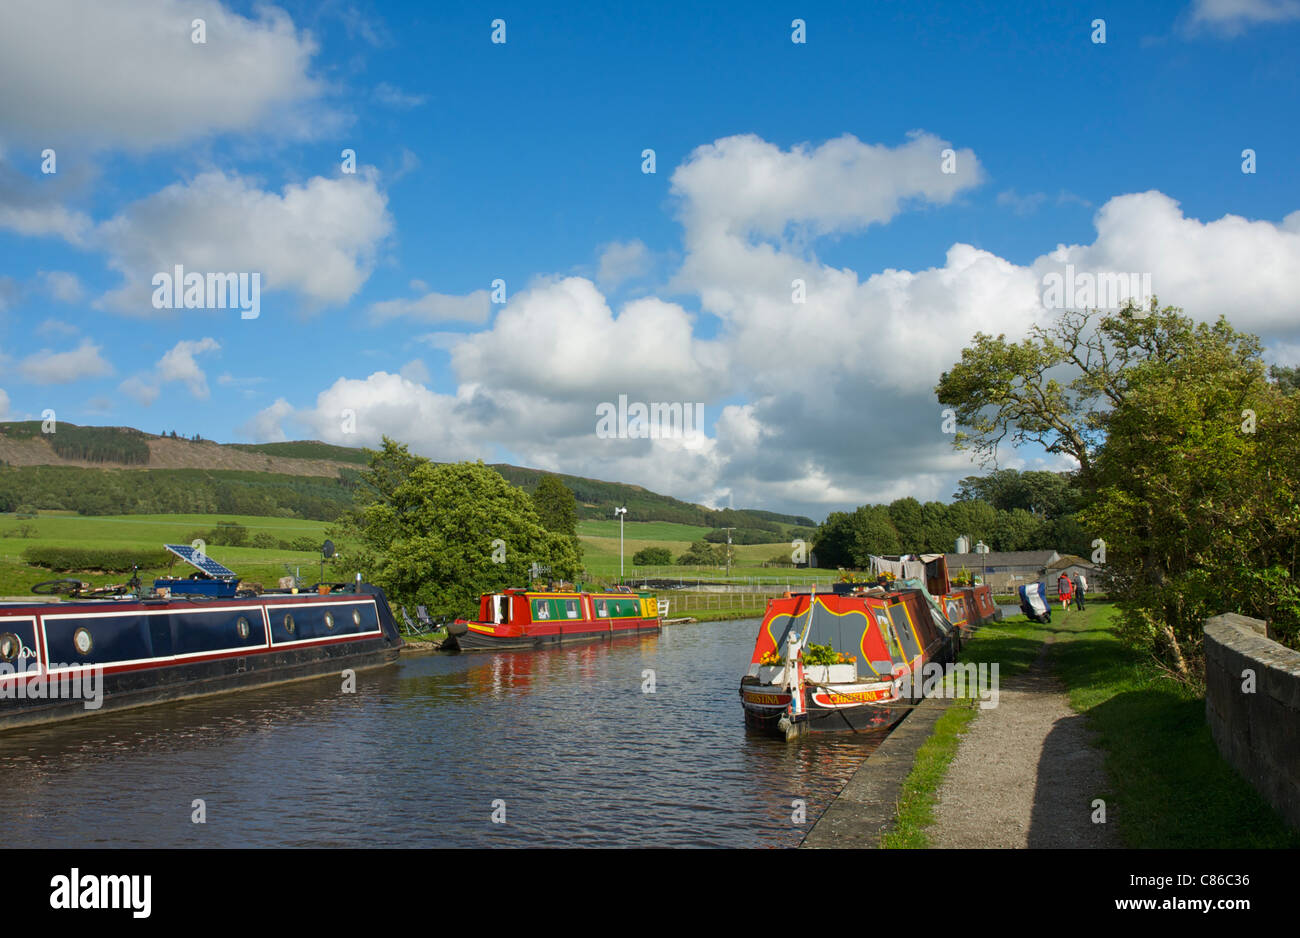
739;587;959;739
452;588;662;650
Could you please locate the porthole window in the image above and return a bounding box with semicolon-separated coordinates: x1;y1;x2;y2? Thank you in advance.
236;616;250;639
352;609;361;626
324;612;335;630
284;613;295;634
74;627;93;656
0;633;19;661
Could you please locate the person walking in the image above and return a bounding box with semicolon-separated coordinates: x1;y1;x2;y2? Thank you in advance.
1073;572;1087;610
1057;572;1074;612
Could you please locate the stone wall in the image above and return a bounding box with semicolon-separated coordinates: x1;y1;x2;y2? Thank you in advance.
1203;613;1300;831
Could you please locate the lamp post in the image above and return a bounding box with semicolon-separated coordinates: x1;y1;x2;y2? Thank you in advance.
615;507;627;581
975;540;989;587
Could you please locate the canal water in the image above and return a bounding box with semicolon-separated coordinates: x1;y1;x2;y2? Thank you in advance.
0;619;879;847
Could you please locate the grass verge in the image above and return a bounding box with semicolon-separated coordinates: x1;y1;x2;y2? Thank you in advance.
1050;608;1300;848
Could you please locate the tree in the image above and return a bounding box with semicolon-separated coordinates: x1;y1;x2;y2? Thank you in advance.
1079;335;1300;676
342;460;579;616
677;540;723;565
954;469;1078;519
531;474;583;566
532;475;577;536
887;497;925;552
935;299;1260;473
989;507;1041;552
633;546;672;566
938;298;1298;677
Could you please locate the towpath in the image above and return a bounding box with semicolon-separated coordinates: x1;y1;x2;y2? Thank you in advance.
929;630;1118;848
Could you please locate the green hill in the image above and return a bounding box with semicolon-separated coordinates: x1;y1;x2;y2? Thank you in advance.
0;422;814;532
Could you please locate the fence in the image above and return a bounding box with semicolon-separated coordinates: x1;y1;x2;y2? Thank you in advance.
656;592;773;614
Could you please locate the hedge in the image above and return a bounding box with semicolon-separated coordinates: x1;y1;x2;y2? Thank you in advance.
23;545;171;573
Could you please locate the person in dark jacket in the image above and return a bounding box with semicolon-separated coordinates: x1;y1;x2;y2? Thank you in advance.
1073;572;1087;610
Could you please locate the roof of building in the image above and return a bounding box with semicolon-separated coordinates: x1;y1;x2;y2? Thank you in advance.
944;550;1060;568
1045;554;1099;572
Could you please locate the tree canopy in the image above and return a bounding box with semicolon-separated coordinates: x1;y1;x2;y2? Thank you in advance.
339;442;580;615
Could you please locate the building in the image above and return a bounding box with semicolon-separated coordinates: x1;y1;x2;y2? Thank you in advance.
944;550;1061;593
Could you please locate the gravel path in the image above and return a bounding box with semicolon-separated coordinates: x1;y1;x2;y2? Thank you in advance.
930;634;1118;848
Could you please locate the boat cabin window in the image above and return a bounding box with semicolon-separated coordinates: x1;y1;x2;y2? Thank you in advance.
596;599;609;617
564;599;580;619
533;599;551;620
495;595;510;624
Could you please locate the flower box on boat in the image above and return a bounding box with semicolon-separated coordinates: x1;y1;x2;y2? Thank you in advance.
757;663;857;684
804;663;857;684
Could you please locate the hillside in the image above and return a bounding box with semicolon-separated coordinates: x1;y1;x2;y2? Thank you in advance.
0;422;814;530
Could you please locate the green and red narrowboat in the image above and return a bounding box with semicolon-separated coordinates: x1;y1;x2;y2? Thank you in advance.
452;588;662;650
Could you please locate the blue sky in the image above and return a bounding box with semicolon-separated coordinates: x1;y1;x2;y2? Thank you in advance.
1;0;1297;520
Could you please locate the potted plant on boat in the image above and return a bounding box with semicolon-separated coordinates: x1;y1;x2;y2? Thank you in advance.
801;642;857;684
877;570;896;589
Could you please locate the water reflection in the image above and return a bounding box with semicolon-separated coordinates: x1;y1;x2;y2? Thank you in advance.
0;619;878;847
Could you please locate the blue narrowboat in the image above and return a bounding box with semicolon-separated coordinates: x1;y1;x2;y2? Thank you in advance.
0;545;403;731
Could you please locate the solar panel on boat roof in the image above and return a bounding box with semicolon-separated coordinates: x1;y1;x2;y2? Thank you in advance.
164;543;238;580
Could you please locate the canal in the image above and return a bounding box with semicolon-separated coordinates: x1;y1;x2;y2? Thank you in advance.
0;618;879;847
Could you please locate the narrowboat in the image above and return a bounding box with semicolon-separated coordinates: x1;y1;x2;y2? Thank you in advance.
452;587;662;650
739;586;960;739
0;544;403;732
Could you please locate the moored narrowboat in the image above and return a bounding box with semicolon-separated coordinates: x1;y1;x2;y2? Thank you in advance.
0;544;403;732
452;587;662;650
739;586;959;740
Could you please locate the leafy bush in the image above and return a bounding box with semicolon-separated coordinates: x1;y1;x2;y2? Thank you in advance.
633;546;672;565
250;532;278;550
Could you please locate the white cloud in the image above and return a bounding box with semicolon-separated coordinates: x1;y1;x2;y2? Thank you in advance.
38;270;84;303
0;0;331;151
35;319;79;338
118;337;220;405
240;397;294;442
399;359;431;384
253;133;1300;518
596;240;651;289
18;339;112;384
95;169;392;314
1187;0;1300;34
367;289;491;324
158;337;221;399
0;388;9;419
373;83;427;108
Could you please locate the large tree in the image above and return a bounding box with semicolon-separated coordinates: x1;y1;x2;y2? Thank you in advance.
342;457;580;616
938;299;1299;677
935;299;1259;474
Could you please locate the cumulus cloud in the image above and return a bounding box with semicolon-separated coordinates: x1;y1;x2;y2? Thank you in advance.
18;339;112;384
239;397;294;442
250;132;1300;517
95;169;392;314
119;337;220;405
0;0;330;151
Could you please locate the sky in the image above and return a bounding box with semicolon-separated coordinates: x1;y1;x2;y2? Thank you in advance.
0;0;1297;522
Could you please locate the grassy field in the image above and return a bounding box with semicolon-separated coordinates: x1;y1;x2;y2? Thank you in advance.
0;511;832;596
0;512;340;595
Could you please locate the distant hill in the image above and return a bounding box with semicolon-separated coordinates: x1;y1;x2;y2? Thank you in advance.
0;422;814;530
